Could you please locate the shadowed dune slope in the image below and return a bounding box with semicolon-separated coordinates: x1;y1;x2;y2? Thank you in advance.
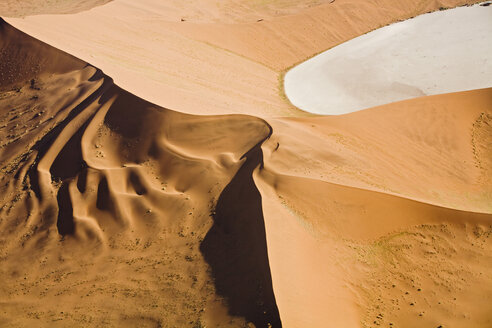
0;20;280;327
0;18;87;90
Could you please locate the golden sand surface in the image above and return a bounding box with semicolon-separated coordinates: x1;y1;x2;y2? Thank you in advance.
0;1;490;327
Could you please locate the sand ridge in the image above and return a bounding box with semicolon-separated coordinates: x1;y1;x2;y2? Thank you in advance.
1;20;281;327
264;88;492;213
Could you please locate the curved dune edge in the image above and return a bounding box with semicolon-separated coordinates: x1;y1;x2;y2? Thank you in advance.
0;20;280;327
256;169;492;328
255;88;492;326
1;15;491;328
264;88;492;214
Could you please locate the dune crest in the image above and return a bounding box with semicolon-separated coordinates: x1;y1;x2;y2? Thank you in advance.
263;88;492;213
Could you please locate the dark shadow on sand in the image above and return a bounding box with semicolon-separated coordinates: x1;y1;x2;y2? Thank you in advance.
200;135;282;328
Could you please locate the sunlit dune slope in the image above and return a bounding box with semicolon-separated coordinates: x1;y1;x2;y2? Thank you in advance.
169;0;484;70
257;169;492;328
255;86;492;327
265;88;492;213
6;0;483;116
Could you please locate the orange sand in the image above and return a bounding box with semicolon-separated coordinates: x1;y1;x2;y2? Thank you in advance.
0;0;491;327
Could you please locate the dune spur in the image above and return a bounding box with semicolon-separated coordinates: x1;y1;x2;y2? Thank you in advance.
284;2;492;115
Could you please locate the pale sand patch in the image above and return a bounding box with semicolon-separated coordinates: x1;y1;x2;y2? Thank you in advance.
284;3;492;115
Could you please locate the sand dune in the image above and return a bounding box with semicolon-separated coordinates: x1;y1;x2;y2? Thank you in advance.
1;1;491;327
6;0;483;116
0;21;279;327
168;0;484;71
258;171;492;327
257;87;492;326
5;1;293;117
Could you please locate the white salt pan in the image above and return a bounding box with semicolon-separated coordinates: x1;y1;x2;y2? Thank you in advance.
284;3;492;115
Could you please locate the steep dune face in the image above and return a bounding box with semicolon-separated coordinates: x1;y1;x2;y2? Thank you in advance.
0;21;280;327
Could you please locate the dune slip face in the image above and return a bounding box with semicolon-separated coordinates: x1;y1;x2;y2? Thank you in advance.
284;2;492;115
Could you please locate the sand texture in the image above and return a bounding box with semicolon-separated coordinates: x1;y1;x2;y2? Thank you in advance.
6;0;484;116
0;0;112;18
0;0;491;327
